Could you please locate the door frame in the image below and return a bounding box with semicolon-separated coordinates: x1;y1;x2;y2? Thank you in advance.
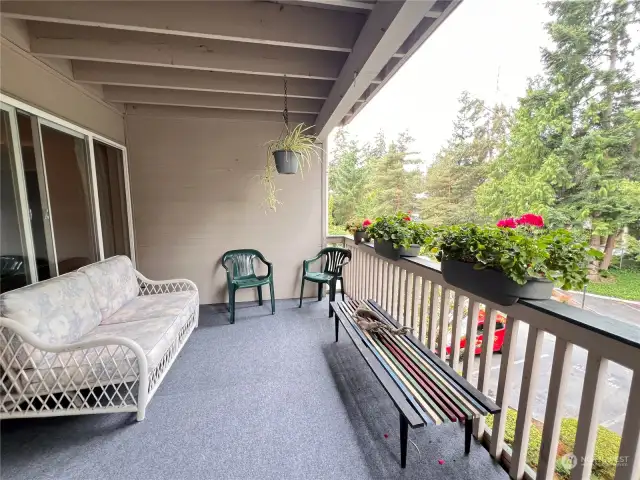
0;93;137;268
0;102;39;283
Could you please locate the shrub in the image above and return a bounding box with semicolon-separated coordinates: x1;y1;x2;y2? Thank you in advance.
485;408;542;467
559;418;622;480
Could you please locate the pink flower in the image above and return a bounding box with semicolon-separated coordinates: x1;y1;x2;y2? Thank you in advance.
496;217;517;228
516;213;544;227
362;219;372;228
383;433;389;439
438;459;445;465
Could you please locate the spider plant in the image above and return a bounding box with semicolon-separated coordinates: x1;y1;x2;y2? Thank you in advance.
261;123;321;211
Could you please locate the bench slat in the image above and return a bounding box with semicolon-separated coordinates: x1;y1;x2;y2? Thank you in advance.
332;301;426;428
367;300;500;414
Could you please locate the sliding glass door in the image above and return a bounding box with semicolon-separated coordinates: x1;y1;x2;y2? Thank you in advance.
39;122;99;274
0;107;35;292
0;96;134;292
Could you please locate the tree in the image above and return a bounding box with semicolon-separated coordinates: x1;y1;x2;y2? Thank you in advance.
366;131;423;217
328;129;367;226
476;0;640;270
421;92;511;225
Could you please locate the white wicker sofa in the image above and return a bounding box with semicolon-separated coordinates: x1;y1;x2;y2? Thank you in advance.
0;256;198;421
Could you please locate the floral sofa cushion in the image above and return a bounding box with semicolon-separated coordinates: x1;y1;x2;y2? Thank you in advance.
102;291;198;325
79;256;139;320
0;272;102;345
0;272;103;369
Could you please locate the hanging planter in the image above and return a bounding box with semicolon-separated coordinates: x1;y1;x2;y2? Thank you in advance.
273;150;300;174
261;76;321;211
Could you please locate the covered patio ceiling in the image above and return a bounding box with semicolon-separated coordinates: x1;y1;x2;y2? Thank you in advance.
0;0;461;137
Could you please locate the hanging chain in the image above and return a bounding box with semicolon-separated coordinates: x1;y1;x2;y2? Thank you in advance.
282;75;289;128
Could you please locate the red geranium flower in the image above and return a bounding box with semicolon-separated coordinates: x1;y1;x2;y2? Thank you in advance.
516;213;544;228
496;217;517;228
362;219;372;228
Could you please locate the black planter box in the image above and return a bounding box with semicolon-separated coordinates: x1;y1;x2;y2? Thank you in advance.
354;231;370;245
374;239;420;260
441;259;554;306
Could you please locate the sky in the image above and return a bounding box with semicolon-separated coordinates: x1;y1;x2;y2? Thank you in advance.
334;0;552;163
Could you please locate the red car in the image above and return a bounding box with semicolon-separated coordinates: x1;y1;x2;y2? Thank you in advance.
446;308;507;357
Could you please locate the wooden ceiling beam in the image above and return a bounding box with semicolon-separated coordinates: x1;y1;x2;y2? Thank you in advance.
123;103;316;125
29;23;346;80
103;86;323;114
73;62;332;100
0;1;366;52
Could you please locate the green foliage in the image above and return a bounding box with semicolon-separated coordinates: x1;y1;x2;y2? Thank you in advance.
586;267;640;300
366;212;430;249
421;92;510;225
426;224;602;289
476;0;640;259
485;408;542;467
559;418;622;480
262;124;321;211
328;130;425;228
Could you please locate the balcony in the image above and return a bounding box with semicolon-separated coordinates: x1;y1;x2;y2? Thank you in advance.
0;1;638;479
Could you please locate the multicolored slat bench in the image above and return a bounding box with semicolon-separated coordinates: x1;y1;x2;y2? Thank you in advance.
331;299;500;468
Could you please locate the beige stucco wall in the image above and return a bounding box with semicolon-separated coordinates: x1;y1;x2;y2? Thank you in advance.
0;34;125;143
125;113;324;304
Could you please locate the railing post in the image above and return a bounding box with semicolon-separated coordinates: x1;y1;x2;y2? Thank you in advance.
571;353;608;480
491;316;520;460
462;300;480;380
474;308;498;439
615;370;640;480
510;325;544;478
537;337;573;480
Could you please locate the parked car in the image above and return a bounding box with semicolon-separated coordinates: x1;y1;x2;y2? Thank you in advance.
446;308;507;357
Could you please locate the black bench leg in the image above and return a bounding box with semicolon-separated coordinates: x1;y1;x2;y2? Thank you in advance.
335;315;339;342
465;418;472;454
400;412;408;468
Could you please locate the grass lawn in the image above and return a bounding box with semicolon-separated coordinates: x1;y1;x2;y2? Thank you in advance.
587;267;640;301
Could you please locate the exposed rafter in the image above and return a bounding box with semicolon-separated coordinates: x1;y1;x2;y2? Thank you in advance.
103;86;323;114
0;1;366;52
314;0;437;138
343;0;462;124
124;104;316;125
73;62;332;100
29;23;347;80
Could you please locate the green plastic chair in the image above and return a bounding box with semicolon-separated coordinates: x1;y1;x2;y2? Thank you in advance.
222;249;275;324
299;247;351;317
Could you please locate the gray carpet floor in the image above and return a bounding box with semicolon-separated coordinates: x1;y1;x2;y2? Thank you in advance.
1;299;508;480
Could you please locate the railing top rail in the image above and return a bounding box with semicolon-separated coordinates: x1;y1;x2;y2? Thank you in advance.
331;236;640;366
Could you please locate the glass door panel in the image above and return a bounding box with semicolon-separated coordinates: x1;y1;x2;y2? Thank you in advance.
0;109;33;292
39;123;98;274
93;140;131;259
16;112;56;281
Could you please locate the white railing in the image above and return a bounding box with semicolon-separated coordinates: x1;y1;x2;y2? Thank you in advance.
327;235;640;480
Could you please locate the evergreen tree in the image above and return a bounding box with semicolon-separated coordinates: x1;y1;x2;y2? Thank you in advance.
476;0;640;270
421;93;511;225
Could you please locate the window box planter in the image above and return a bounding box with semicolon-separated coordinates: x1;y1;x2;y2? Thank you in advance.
441;259;554;306
354;231;370;245
374;239;421;261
